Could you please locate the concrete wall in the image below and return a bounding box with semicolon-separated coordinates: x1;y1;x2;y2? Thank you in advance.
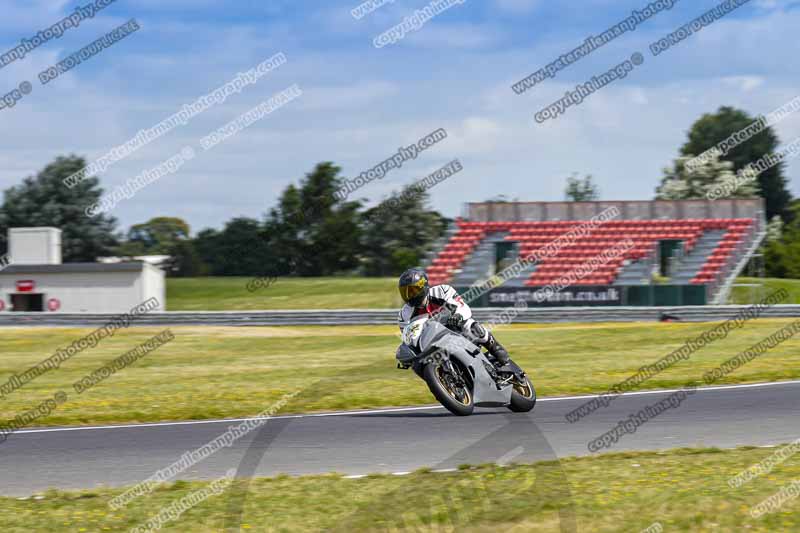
8;227;62;265
141;263;166;311
0;268;164;314
467;198;767;223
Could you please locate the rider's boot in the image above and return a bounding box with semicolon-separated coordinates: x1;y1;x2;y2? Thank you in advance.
466;321;513;370
485;332;511;369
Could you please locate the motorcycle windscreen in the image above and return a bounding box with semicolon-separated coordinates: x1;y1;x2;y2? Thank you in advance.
418;321;480;355
418;320;455;353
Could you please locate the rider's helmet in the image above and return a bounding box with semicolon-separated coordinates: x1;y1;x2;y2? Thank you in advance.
398;268;429;308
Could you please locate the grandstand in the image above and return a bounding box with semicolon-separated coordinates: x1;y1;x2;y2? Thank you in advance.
425;199;767;306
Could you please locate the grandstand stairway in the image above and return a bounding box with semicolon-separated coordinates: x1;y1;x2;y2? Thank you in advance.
712;226;767;304
450;232;509;286
613;258;654;286
669;230;727;284
500;242;539;287
422;223;458;267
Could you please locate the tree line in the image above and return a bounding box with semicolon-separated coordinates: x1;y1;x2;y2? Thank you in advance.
0;105;796;278
564;106;798;278
0;160;448;278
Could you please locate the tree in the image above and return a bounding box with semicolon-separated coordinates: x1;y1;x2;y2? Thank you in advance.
114;216;205;276
361;185;449;276
680;106;792;220
262;184;307;276
765;200;800;278
565;174;599;201
212;217;269;276
124;217;190;254
764;236;800;279
765;215;783;243
263;162;362;276
0;155;117;261
655;154;758;200
114;239;149;258
168;239;207;277
193;228;223;274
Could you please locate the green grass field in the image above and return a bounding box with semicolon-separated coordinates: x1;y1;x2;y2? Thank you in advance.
7;279;798;531
166;277;402;310
4;445;799;532
166;276;800;310
729;277;800;305
2;319;799;428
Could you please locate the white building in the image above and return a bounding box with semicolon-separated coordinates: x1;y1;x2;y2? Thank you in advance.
0;227;165;313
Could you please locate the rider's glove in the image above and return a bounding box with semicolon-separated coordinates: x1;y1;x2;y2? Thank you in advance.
446;313;465;330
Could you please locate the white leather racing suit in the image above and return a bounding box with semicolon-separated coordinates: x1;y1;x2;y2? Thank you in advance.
397;284;490;345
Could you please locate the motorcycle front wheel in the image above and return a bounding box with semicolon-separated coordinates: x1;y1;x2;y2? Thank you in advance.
423;361;474;416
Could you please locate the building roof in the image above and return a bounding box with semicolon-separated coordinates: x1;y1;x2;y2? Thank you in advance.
0;262;149;274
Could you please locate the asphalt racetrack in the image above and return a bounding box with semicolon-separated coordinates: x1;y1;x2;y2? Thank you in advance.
2;380;798;496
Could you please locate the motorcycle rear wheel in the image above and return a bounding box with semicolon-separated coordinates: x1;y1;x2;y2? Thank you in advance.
423;361;474;416
508;375;536;413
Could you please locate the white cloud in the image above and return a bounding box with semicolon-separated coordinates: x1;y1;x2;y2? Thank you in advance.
753;0;779;10
446;117;504;154
492;0;540;14
405;23;504;49
0;0;71;32
0;0;798;232
293;81;399;111
630;88;649;105
721;76;766;93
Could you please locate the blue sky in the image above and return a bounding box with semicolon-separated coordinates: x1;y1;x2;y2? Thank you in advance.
1;0;798;233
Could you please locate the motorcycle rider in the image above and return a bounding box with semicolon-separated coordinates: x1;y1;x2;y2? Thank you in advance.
397;268;511;368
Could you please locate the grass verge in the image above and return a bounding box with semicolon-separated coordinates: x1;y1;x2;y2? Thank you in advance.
0;319;799;427
3;446;799;532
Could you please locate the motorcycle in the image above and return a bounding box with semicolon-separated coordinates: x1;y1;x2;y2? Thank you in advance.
396;313;536;416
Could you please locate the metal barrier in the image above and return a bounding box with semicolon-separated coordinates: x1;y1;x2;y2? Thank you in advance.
3;305;800;327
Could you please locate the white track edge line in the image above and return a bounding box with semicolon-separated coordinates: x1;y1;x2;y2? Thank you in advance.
11;379;800;436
